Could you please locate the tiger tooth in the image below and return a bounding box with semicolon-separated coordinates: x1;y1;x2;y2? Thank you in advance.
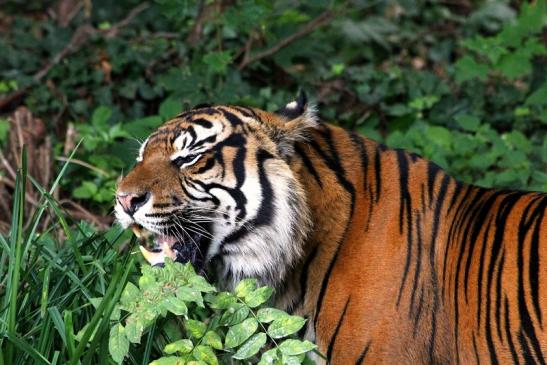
162;242;177;260
132;224;143;238
139;245;165;265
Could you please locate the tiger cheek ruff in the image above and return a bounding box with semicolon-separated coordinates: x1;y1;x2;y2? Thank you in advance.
115;91;547;364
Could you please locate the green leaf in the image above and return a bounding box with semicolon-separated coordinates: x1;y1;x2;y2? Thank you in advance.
162;296;188;316
73;181;98;199
208;292;237;309
526;82;547;106
426;126;452;149
159;97;183;119
91;105;113;127
193;345;218;365
124;315;145;343
202;331;223;350
258;348;280;365
177;286;204;307
233;332;267;360
189;275;216;293
495;51;532;80
164;339;194;354
0;118;9;143
455;55;489;83
120;282;140;308
455;115;480;132
278;339;317;356
109;324;129;364
245;286;274;308
235;278;258;298
267;315;306;339
185;319;207;339
257;308;288;323
220;303;250;326
203;51;232;74
224;318;258;349
150;356;186;365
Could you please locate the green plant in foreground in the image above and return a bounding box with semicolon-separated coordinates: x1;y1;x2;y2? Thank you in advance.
108;259;318;365
0;146;137;365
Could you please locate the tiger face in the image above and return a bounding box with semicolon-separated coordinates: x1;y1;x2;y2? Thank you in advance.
115;95;315;289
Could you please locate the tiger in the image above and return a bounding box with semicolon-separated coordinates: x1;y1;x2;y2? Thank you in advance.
115;91;547;364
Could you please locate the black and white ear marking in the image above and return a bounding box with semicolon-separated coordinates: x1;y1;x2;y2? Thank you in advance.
276;89;308;120
274;89;318;159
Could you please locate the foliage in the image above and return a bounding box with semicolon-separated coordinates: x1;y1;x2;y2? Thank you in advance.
0;147;137;365
0;0;545;214
108;260;317;364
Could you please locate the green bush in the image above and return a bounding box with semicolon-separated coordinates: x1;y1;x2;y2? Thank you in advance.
108;260;317;365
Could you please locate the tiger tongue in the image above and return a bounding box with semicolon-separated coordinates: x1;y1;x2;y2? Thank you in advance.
156;234;178;246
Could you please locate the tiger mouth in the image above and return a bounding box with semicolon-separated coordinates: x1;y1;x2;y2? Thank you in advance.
132;224;209;273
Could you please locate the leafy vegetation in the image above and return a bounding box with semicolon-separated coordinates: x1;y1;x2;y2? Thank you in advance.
108;260;316;364
0;0;546;364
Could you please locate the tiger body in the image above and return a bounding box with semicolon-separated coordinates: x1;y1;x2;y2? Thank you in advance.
115;94;547;364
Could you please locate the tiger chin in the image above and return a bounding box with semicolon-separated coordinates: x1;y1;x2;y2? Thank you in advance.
116;91;547;364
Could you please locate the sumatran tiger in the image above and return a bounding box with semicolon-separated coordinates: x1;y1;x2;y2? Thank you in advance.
115;91;547;364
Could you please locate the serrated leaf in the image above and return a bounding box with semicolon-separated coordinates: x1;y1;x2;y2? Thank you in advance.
109;324;129;364
244;286;273;308
233;332;267;360
257;308;288;323
150;356;186;365
267;316;306;339
278;339;317;356
202;331;223;350
224;318;258;349
185;319;207;339
235;278;258;298
164;339;194;354
193;345;218;365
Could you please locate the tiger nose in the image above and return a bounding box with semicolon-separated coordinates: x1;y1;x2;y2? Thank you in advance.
116;191;151;216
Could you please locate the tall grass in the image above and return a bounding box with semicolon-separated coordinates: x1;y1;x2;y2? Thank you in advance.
0;147;136;364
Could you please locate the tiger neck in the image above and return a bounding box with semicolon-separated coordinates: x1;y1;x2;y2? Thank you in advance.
286;123;459;322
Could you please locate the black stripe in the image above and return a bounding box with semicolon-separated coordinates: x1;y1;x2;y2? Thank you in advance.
395;150;414;306
326;297;351;360
191;118;213;128
312;127;356;328
218;107;244;126
356;341;371;365
427;174;450;364
195;157;215;174
295;144;322;187
504;296;520;364
374;146;382;202
222;150;274;245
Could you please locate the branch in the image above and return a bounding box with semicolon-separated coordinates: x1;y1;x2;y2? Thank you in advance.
238;10;333;70
0;2;150;111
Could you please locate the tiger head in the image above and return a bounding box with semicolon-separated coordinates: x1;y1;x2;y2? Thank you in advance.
115;92;316;290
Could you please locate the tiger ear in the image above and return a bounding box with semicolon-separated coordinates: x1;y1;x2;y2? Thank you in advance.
274;90;318;158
